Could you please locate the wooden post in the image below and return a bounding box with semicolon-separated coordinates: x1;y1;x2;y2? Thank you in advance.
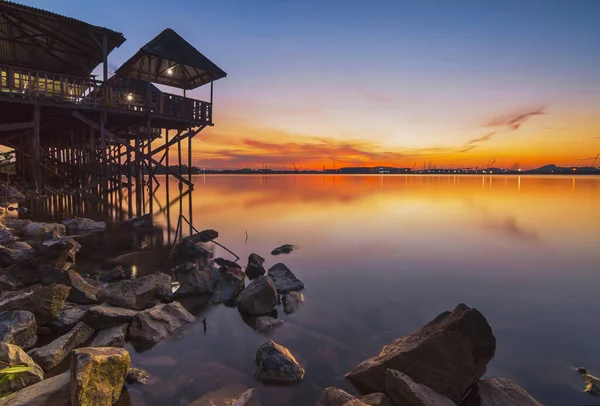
147;55;153;214
32;103;41;188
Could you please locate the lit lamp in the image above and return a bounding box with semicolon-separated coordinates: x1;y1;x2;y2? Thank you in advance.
126;93;134;101
166;67;174;76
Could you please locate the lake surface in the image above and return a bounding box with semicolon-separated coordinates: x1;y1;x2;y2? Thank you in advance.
24;175;600;405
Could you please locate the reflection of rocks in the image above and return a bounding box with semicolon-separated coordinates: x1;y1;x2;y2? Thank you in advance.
97;273;171;310
271;244;295;256
128;302;194;346
0;284;70;325
61;217;106;232
0;310;37;349
476;377;542;406
245;254;266;280
236;275;278;316
29;321;95;371
255;316;285;333
0;372;70;406
254;341;305;384
90;323;128;347
345;303;496;401
212;267;245;304
0;342;44;395
385;369;455;406
83;304;139;330
268;263;305;294
283;291;304;314
175;264;219;296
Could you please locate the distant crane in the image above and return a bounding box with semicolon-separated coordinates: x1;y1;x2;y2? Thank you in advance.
511;161;520;171
591;153;599;168
292;164;300;172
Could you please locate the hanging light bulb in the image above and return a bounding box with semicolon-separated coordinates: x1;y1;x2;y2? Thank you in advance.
166;67;174;76
126;93;134;101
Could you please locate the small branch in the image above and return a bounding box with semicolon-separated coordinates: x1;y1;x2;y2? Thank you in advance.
245;230;248;243
179;215;240;261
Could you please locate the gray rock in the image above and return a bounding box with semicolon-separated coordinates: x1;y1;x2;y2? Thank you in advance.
345;303;496;402
0;245;31;267
0;230;17;247
283;291;304;314
212;267;245;304
358;393;395;406
28;321;95;371
22;222;66;238
90;323;128;347
61;217;106;232
0;342;44;395
325;387;355;406
97;273;169;310
4;219;32;230
171;238;210;265
268;263;305;294
99;265;126;282
254;340;305;384
0;372;70;406
187;229;219;243
385;369;456;406
0;284;71;325
271;244;295;255
126;367;150;384
154;272;174;302
122;214;153;229
246;253;266;280
477;377;542;406
45;302;91;335
65;270;100;304
236;275;278;316
128;302;194;346
214;258;242;270
83;304;139;330
37;238;79;271
70;347;130;406
0;310;37;349
175;264;219;296
0;264;65;291
255;316;285;332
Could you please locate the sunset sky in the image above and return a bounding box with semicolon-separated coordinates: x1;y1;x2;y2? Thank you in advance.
25;0;600;169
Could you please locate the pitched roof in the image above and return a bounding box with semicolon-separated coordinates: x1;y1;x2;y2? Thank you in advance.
0;0;125;77
114;29;227;90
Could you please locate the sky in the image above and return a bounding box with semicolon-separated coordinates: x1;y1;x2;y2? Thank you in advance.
22;0;600;169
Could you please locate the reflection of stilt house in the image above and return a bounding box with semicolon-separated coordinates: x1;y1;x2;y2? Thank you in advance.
0;2;226;211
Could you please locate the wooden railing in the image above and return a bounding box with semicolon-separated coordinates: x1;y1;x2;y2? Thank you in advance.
0;64;212;124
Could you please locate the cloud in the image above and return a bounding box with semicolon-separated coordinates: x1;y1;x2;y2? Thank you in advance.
458;146;477;153
467;131;496;145
485;108;546;131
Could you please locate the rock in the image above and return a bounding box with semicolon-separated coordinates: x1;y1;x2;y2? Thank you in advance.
0;310;37;349
212;267;245;304
0;372;70;406
267;263;305;294
0;245;32;267
214;258;242;270
0;342;44;395
283;291;304;314
90;323;128;347
255;316;285;332
385;369;456;406
153;272;173;302
325;387;355;406
97;273;169;310
65;270;100;304
171;238;210;265
37;238;79;271
28;321;95;371
122;214;153;229
46;302;91;335
99;265;126;283
83;305;139;330
189;384;257;406
61;217;106;232
254;340;305;384
187;229;219;243
246;253;266;279
0;230;17;246
71;347;130;406
476;377;542;406
128;302;194;346
22;222;66;238
4;219;32;230
576;367;600;396
175;264;219;296
0;284;71;325
358;393;395;406
126;367;150;384
271;244;295;255
12;241;32;251
0;184;25;204
0;264;65;291
236;275;278;316
345;303;496;401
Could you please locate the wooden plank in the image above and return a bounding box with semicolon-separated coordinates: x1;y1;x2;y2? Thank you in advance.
0;122;35;132
32;104;41;187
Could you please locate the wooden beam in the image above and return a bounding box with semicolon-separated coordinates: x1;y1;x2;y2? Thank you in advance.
0;122;35;132
32;104;41;187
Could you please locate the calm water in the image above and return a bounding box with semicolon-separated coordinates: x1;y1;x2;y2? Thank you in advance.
24;175;600;405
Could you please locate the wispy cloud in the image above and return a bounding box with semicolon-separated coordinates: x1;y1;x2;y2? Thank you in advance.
467;131;496;145
544;126;566;131
458;146;477;153
485;107;546;131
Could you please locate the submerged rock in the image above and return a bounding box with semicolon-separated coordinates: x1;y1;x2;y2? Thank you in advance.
65;270;100;304
97;273;171;310
45;302;91;335
0;284;71;325
0;342;44;395
254;340;305;384
212;267;245;304
122;214;153;229
22;222;66;238
345;303;496;402
0;372;70;406
28;321;95;371
236;275;278;316
0;310;37;349
126;367;151;385
71;347;130;406
283;291;304;314
83;304;139;330
476;377;542;406
175;264;219;296
189;384;257;406
325;387;356;406
267;263;305;294
255;316;285;333
385;369;455;406
271;244;295;255
246;253;266;280
61;217;106;232
90;323;128;347
128;302;194;346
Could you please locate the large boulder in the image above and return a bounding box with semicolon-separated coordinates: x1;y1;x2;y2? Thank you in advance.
0;310;37;349
345;303;496;402
246;253;266;280
0;264;64;291
128;302;194;346
385;369;456;406
236;275;278;316
45;302;91;335
0;245;32;267
28;321;95;371
65;270;100;304
70;347;130;406
254;340;305;384
154;272;174;302
476;377;542;406
97;273;171;310
90;324;128;347
22;222;66;238
174;264;219;296
0;342;44;395
267;263;305;293
0;372;70;406
211;267;245;304
61;217;106;232
0;284;71;325
83;305;139;330
283;291;304;314
36;238;79;271
4;219;32;231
